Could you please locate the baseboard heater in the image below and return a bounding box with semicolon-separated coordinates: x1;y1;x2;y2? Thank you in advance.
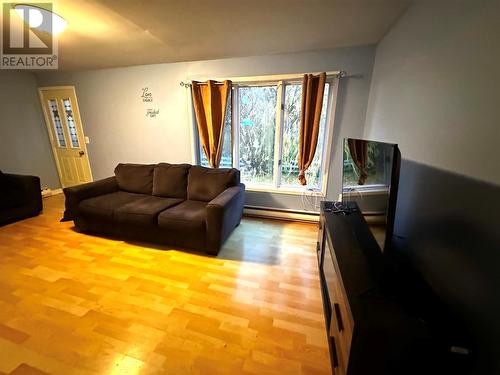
243;205;320;223
244;206;387;224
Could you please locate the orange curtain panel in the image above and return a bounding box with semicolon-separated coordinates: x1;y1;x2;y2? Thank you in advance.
191;80;232;168
298;72;326;185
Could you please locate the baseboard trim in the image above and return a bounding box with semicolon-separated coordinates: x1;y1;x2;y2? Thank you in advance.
244;206;319;223
41;188;63;198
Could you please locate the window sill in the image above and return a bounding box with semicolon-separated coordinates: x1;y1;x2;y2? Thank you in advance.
245;185;325;197
342;185;389;196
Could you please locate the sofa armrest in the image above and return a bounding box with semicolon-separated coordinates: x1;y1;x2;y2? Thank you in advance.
62;176;118;221
3;174;42;212
205;183;245;254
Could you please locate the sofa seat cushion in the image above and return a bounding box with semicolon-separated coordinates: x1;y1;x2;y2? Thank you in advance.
79;191;145;220
115;196;183;226
158;200;207;233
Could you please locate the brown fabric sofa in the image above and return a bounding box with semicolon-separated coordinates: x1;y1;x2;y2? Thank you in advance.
62;163;245;255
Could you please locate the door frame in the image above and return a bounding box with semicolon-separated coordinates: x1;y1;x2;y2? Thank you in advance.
38;85;93;187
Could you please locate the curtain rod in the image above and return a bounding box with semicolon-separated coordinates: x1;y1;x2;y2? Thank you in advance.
180;70;348;88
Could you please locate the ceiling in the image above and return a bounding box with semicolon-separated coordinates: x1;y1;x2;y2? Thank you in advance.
50;0;412;70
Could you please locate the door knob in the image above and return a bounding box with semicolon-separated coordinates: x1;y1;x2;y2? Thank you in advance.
79;151;85;156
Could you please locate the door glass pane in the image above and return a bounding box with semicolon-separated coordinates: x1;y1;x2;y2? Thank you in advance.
200;92;232;168
281;83;330;189
48;99;66;147
62;98;79;148
238;85;277;185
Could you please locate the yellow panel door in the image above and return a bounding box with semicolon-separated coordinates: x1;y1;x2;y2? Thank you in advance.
39;86;93;187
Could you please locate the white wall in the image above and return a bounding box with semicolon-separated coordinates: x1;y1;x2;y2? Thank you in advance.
363;2;500;370
364;0;500;185
38;63;192;184
37;46;376;209
0;71;60;189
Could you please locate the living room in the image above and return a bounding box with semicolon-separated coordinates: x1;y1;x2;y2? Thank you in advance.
1;0;499;374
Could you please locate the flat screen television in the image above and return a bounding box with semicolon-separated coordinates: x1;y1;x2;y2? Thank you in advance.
341;138;400;252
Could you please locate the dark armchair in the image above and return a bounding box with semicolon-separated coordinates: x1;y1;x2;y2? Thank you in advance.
0;171;43;226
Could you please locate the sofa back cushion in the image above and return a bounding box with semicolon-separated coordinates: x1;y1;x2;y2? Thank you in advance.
114;163;155;194
187;165;240;202
153;163;191;199
0;170;5;193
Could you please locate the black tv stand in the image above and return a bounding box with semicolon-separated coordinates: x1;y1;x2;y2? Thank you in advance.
317;201;473;374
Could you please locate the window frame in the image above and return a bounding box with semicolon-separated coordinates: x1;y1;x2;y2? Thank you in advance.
191;74;339;197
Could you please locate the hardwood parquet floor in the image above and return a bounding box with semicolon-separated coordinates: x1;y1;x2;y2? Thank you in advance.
0;194;331;375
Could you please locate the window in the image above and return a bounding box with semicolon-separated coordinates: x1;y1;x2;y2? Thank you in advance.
48;99;66;147
238;85;277;185
193;75;336;193
63;98;80;148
